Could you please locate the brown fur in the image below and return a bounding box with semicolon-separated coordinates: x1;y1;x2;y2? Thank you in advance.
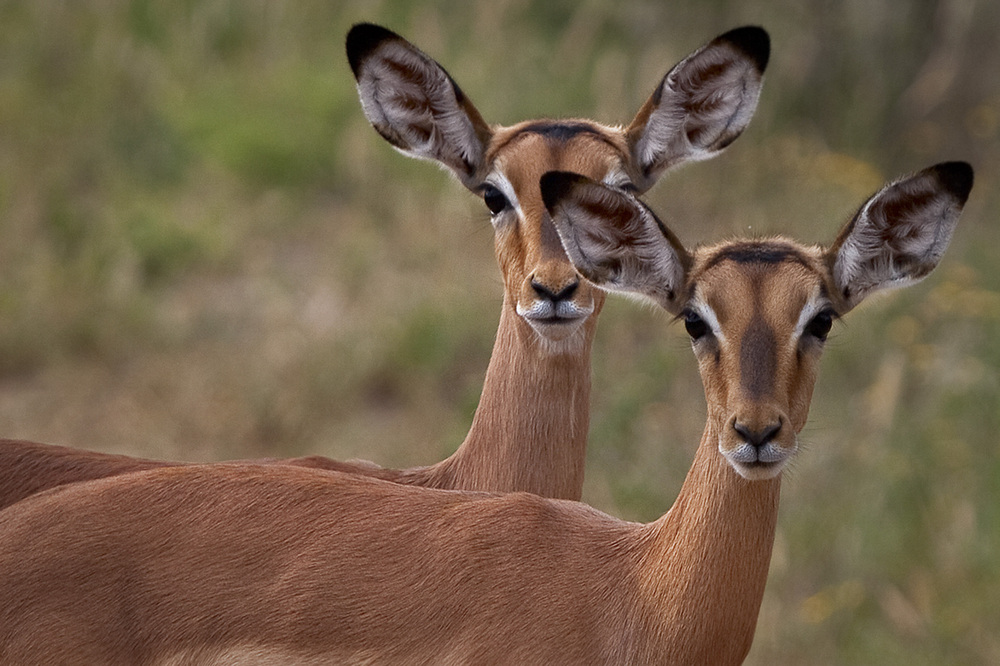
0;437;777;664
0;163;970;663
1;22;769;509
1;207;951;664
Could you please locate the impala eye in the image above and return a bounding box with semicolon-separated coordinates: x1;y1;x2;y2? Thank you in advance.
683;309;710;341
805;310;834;342
483;185;509;215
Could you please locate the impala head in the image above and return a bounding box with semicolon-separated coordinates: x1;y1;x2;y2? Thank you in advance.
543;162;973;479
346;23;769;351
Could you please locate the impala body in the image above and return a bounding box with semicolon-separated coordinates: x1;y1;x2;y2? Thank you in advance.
0;22;768;507
0;162;972;664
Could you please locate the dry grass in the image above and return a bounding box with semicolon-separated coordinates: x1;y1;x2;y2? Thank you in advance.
2;1;999;662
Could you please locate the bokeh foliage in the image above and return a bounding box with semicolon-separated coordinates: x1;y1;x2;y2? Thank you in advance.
1;1;998;662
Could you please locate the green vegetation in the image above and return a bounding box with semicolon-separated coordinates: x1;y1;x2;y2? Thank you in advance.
2;1;998;662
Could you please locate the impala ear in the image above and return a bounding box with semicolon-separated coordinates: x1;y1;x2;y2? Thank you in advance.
827;161;973;312
346;23;492;190
540;172;690;314
626;26;769;191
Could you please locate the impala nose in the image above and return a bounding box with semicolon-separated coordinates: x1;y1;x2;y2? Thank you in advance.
530;277;579;304
733;420;782;448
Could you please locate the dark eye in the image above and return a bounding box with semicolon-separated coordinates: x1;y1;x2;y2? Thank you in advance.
805;310;834;342
683;310;710;341
483;185;509;215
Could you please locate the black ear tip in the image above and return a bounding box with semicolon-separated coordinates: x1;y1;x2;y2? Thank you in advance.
931;161;974;204
540;171;591;212
717;26;771;73
346;23;401;76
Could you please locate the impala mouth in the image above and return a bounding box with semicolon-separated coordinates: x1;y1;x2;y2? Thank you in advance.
525;313;585;325
517;300;593;331
523;313;588;341
720;440;796;481
730;459;784;480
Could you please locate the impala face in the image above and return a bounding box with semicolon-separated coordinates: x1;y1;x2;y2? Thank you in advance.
683;242;835;479
347;22;770;352
485;123;637;346
542;162;973;480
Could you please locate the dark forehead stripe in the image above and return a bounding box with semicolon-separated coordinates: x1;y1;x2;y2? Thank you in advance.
703;240;840;313
704;241;812;271
517;120;606;142
740;314;778;400
519;121;628;156
489;120;626;163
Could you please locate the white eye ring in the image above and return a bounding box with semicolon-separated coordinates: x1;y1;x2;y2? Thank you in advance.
482;174;521;226
483;185;509;215
792;294;834;342
686;299;725;345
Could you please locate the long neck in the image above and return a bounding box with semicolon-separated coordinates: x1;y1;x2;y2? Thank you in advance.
630;423;781;664
420;298;595;499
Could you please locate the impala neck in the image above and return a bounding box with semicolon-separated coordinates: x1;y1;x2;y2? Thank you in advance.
633;422;781;664
423;297;597;500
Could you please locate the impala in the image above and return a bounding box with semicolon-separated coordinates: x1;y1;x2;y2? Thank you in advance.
0;161;971;664
0;22;768;507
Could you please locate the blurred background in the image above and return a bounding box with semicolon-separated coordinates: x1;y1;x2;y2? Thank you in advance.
1;0;997;662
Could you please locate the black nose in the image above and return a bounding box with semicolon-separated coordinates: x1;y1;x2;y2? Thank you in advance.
531;278;578;303
733;421;782;448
